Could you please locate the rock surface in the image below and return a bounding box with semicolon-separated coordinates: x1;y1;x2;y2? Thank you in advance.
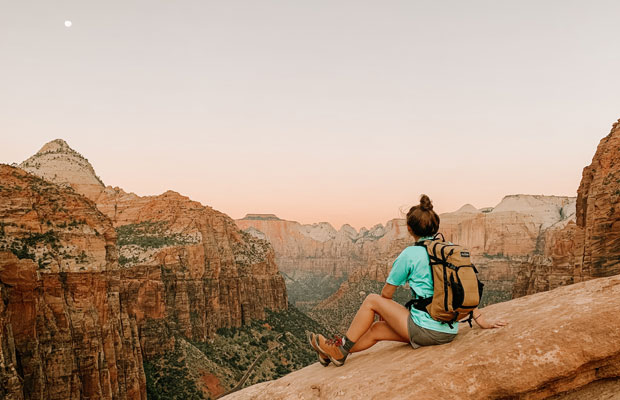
224;274;620;400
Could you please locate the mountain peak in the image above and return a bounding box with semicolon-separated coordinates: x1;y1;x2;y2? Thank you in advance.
19;139;104;200
37;138;72;154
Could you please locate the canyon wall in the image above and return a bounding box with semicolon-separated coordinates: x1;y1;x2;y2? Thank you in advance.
92;186;288;350
0;166;145;400
513;118;620;297
237;195;576;311
1;139;289;399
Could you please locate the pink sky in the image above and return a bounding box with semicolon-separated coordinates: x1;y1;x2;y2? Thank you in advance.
2;2;619;229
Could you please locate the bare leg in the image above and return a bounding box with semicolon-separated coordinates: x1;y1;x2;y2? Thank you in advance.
350;321;409;353
345;294;410;344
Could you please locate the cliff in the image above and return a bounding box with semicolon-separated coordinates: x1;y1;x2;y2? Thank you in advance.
0;166;145;400
92;186;288;349
235;216;382;279
514;119;620;297
2;138;290;398
224;273;620;400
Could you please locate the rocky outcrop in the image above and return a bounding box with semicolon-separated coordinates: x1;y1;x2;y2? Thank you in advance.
0;166;145;400
16;140;288;343
2;138;290;398
236;215;380;279
19;139;104;201
513;119;620;297
92;187;288;347
224;273;620;400
441;195;576;256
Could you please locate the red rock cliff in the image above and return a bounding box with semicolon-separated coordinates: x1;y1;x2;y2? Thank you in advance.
0;166;145;400
513;119;620;297
92;187;288;355
2;138;290;399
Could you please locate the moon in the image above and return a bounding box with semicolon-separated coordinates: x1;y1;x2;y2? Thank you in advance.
64;20;72;28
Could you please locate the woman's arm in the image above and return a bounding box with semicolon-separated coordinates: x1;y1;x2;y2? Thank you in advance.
472;308;508;329
374;284;399;321
381;283;397;300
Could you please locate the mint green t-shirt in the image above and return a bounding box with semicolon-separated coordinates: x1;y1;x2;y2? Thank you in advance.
386;239;459;334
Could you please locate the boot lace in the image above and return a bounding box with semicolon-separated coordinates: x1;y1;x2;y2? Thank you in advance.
326;335;344;347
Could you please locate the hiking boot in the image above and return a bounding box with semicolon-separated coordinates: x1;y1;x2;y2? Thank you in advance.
307;332;330;367
315;334;348;367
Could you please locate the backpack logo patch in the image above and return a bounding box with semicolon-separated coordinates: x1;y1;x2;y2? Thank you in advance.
460;251;470;258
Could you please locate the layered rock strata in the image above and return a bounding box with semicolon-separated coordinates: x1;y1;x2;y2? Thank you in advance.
19;139;104;201
238;195;576;311
0;166;145;400
513;119;620;297
224;274;620;400
91;186;288;352
2;138;289;398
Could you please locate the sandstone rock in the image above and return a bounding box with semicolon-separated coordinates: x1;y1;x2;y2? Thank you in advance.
92;187;288;344
224;274;620;400
576;119;620;278
4;136;291;399
514;119;620;297
19;139;104;201
16;140;289;343
0;165;146;399
0;165;116;273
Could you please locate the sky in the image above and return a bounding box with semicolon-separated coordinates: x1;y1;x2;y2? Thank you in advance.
2;1;620;230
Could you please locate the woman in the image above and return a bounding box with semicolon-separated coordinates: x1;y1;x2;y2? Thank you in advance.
308;194;507;367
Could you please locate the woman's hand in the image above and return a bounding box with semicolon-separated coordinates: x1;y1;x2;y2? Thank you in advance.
472;310;508;329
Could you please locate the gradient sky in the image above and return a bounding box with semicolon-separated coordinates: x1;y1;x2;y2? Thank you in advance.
2;1;620;229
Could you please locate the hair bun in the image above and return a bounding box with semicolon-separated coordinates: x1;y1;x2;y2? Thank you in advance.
419;194;433;211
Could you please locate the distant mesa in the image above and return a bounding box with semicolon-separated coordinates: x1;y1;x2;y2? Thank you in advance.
241;214;282;221
454;204;481;214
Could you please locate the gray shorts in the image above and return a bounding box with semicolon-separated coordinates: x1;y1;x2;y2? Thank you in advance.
407;316;457;349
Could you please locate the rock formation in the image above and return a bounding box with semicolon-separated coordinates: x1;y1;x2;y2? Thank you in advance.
236;215;384;279
19;139;105;201
2;139;289;399
0;166;145;400
224;273;620;400
513;119;620;297
92;186;288;350
237;196;576;314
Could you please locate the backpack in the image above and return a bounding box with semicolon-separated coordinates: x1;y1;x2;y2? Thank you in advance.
405;233;484;328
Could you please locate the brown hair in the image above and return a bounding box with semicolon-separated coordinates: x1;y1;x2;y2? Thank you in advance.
406;194;440;238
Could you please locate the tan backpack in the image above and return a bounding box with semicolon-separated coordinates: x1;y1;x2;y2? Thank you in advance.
405;233;484;327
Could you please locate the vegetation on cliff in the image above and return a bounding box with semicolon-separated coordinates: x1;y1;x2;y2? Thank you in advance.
144;305;331;399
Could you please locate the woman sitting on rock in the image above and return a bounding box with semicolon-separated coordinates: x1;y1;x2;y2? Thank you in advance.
308;194;507;367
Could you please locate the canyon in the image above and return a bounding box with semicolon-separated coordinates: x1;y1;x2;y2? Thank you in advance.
1;140;290;399
226;118;620;399
2;115;619;399
236;120;620;335
237;195;577;314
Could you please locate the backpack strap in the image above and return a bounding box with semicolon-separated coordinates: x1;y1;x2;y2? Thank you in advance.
458;311;474;328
